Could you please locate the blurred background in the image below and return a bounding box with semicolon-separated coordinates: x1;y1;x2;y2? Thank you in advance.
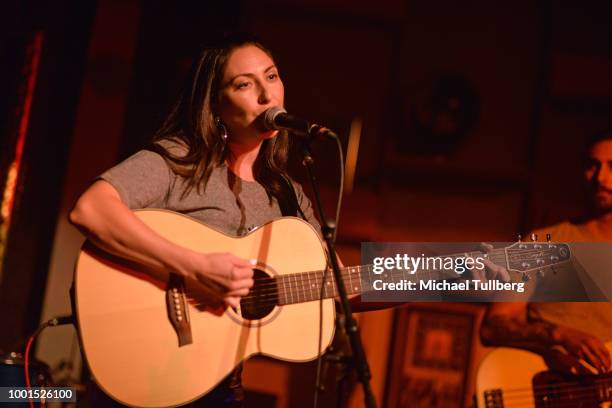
1;0;611;406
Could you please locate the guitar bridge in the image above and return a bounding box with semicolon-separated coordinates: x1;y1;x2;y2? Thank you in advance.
166;274;193;346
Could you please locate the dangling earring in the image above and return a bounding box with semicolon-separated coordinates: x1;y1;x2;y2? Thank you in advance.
215;117;228;143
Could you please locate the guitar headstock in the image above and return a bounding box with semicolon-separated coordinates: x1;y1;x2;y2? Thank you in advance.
504;239;571;273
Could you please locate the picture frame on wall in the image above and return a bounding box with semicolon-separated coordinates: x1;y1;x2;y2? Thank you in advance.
385;306;476;408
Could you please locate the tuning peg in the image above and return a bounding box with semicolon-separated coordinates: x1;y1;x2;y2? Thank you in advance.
537;269;545;278
545;233;557;248
530;233;538;242
522;273;531;282
517;234;527;248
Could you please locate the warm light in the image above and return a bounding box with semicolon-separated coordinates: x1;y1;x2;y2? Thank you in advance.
0;31;44;280
344;117;362;195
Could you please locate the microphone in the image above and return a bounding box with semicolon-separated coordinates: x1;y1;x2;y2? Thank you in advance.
262;107;336;140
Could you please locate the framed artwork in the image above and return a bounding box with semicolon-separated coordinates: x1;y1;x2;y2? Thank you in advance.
385;306;476;408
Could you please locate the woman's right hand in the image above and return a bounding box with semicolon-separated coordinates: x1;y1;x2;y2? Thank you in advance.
186;252;255;308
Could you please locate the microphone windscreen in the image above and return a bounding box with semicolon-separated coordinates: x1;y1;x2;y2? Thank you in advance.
263;107;287;130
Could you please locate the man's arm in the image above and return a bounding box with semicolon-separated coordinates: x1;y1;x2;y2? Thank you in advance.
481;302;611;374
481;303;559;353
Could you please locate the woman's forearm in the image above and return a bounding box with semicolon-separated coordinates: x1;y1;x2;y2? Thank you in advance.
69;180;197;278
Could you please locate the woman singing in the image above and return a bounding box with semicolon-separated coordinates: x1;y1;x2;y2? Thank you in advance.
70;34;321;407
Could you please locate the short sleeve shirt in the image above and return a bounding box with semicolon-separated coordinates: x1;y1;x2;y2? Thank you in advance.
99;148;321;236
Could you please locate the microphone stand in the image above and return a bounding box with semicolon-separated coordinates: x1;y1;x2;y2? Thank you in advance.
298;132;377;408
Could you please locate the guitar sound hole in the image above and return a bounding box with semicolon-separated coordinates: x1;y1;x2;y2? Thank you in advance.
240;269;278;320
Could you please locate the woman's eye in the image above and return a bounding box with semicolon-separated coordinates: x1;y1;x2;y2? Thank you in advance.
236;81;251;89
267;73;279;80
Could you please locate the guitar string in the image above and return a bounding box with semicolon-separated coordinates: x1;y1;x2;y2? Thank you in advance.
235;269;488;306
183;249;563;308
500;399;603;408
221;266;537;309
241;246;564;295
183;245;559;304
488;375;612;394
500;395;608;408
232;264;535;308
482;380;612;403
204;247;560;302
235;252;542;297
198;281;525;311
492;387;608;399
189;267;356;308
483;386;612;408
491;385;612;400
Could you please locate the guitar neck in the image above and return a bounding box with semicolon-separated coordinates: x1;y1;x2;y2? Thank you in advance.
276;249;503;306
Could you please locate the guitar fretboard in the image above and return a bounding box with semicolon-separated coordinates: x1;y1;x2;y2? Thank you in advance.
274;259;469;306
276;266;363;305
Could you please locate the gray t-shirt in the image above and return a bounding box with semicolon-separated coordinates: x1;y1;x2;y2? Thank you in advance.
99;148;321;236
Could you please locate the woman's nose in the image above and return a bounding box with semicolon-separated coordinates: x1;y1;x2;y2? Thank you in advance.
258;84;272;104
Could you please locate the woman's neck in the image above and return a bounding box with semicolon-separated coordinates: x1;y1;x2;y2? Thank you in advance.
226;140;262;181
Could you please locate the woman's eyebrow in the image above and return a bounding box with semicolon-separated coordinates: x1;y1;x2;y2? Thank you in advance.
226;65;277;84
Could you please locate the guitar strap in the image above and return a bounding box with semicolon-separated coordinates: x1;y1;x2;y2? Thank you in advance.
280;173;308;221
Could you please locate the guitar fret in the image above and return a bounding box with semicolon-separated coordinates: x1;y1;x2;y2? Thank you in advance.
286;274;291;304
278;276;283;305
309;271;315;302
320;271;326;300
306;272;312;301
354;268;359;294
271;242;565;306
299;273;304;303
280;248;525;306
293;273;300;304
331;273;337;297
322;271;327;298
311;271;317;301
280;276;289;304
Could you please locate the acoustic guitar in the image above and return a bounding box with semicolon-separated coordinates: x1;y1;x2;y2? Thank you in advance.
73;209;570;407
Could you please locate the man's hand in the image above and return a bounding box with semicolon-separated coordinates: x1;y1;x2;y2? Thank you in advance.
547;326;611;375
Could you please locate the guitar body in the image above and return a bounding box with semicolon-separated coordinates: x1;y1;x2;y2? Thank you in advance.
476;343;612;407
73;210;335;407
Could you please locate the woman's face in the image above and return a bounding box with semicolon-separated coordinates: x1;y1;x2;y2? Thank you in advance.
217;45;284;146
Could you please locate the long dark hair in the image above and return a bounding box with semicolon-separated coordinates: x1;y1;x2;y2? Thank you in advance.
150;34;297;214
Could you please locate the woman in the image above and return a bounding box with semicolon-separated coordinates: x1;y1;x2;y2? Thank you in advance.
70;34;321;407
